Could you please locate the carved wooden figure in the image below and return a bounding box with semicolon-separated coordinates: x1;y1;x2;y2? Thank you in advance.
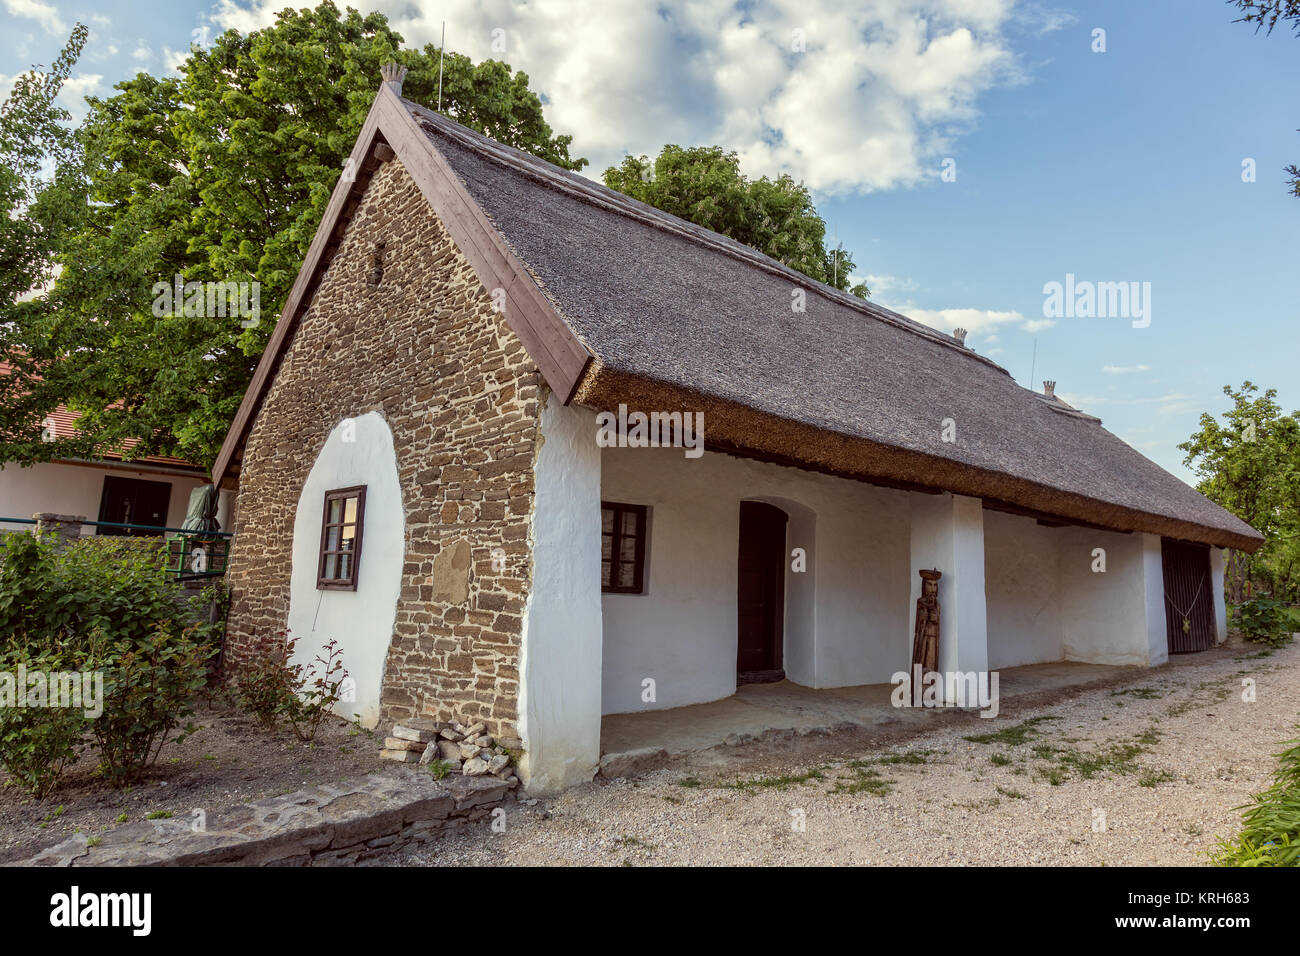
911;569;942;674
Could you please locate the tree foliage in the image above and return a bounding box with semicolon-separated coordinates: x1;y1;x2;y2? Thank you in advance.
1180;381;1300;600
1230;0;1300;197
0;2;584;470
603;145;869;298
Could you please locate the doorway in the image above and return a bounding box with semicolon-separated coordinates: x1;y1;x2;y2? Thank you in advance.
97;476;172;535
737;500;788;683
1161;538;1216;653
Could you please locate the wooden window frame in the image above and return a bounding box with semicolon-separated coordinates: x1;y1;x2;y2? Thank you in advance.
317;485;367;591
601;501;648;594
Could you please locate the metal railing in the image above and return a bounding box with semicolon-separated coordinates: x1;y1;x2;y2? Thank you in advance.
0;516;232;581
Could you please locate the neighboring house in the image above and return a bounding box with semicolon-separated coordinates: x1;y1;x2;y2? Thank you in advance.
0;394;222;535
213;71;1263;793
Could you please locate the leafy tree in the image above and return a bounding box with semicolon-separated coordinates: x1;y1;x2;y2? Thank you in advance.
1230;1;1300;197
1;2;584;470
0;24;89;457
1179;381;1300;601
603;145;870;298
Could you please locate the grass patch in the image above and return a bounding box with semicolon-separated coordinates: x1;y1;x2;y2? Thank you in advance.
990;752;1013;767
722;768;825;793
1031;727;1162;786
1111;687;1165;700
995;785;1025;800
1137;768;1176;788
878;750;932;766
964;715;1059;746
677;777;702;788
829;766;894;797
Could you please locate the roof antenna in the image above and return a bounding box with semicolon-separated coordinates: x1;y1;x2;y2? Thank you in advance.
437;21;445;112
1027;337;1037;389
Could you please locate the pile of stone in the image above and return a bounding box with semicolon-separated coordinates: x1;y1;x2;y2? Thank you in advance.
380;718;518;786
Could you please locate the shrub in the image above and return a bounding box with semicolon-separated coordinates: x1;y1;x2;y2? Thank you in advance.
0;532;220;792
1234;598;1295;648
233;635;350;741
85;623;215;783
1214;732;1300;867
0;647;87;797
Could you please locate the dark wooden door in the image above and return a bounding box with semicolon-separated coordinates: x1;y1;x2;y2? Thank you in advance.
1161;538;1216;653
737;501;788;680
97;476;172;535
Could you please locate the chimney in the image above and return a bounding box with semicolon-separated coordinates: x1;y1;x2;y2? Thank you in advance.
380;63;408;96
1043;380;1056;398
952;327;968;346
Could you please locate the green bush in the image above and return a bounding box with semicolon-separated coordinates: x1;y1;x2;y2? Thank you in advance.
1233;598;1295;648
86;624;214;783
0;531;219;793
0;647;87;798
1214;733;1300;867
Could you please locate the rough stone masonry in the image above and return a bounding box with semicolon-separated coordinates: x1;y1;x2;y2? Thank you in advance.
222;157;545;745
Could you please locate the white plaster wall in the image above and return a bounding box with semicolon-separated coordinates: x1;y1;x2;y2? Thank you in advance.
518;398;603;794
908;493;988;680
600;446;910;714
983;510;1064;668
1210;547;1228;645
0;460;206;532
1058;527;1166;666
285;413;404;728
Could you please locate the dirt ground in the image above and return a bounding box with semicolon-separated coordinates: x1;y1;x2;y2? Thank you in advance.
382;636;1300;867
0;699;385;863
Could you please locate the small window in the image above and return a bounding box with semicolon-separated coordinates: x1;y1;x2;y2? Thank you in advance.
318;486;366;590
601;501;647;594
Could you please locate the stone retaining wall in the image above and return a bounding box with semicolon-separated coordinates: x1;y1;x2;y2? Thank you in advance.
21;771;511;867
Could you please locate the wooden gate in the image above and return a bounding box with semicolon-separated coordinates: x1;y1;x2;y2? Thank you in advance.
1161;539;1216;653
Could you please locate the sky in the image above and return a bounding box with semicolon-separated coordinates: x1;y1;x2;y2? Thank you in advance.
2;0;1297;484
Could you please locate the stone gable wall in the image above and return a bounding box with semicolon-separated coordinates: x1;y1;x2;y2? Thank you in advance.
224;158;542;742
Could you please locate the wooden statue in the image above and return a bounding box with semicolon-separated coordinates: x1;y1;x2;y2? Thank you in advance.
911;569;942;674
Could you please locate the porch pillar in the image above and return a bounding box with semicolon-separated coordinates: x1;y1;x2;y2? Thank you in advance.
908;493;988;699
517;396;603;794
1209;547;1228;645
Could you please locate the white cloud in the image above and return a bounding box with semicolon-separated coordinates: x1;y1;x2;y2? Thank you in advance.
1101;363;1150;375
2;0;65;36
132;41;152;62
905;306;1026;337
59;74;103;119
210;0;1022;193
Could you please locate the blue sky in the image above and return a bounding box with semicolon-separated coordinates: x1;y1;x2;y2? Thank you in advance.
2;0;1297;483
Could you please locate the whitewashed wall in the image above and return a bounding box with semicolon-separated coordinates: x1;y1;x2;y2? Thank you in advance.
1059;527;1167;667
285;413;405;728
0;461;207;532
984;510;1064;668
518;399;603;793
600;446;910;715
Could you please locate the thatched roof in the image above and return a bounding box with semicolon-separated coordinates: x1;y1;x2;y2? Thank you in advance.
213;84;1262;552
404;100;1259;552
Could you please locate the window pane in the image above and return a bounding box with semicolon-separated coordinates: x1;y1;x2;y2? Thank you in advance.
326;525;340;551
338;553;352;581
324;553;338;579
328;498;343;523
343;496;357;524
340;524;356;550
601;534;613;561
601;508;613;534
617;560;636;589
621;509;639;536
601;559;612;587
619;536;637;563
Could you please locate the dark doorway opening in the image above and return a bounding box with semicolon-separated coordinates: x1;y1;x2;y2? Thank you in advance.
97;476;172;535
1161;538;1216;653
737;500;788;684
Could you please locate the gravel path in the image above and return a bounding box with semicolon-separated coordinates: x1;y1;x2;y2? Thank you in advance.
380;638;1300;866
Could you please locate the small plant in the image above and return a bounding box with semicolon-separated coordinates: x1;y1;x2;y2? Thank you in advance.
114;813;128;824
0;648;87;798
1233;599;1294;648
1214;731;1300;867
145;810;173;820
86;836;102;847
427;759;454;780
232;635;350;741
990;752;1012;767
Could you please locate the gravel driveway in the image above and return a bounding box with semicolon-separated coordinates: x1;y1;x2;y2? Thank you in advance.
379;638;1299;866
